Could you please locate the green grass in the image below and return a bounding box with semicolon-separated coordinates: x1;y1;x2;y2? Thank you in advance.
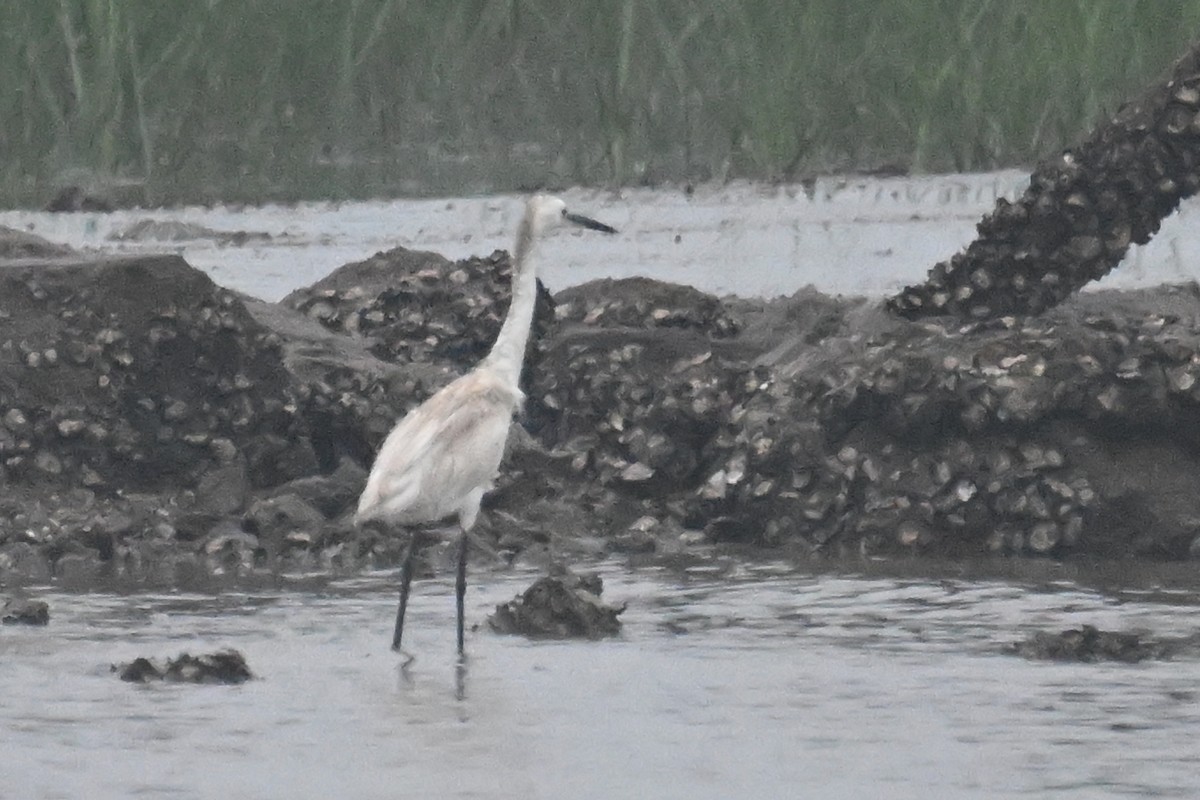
3;0;1200;207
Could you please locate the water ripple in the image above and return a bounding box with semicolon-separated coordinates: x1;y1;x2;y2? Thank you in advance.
2;562;1198;799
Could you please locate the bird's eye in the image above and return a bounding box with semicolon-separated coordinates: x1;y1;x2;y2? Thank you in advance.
561;208;568;216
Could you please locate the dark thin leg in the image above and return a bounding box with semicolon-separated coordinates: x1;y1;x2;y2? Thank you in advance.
392;534;417;652
455;528;468;655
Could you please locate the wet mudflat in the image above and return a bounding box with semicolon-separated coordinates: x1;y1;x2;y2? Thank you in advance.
4;561;1200;800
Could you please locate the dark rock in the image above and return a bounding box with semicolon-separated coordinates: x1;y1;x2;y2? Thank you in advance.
262;457;367;518
488;568;624;639
244;493;327;555
243;434;320;488
115;648;254;684
2;597;50;625
54;550;106;583
190;458;250;518
1008;624;1171;663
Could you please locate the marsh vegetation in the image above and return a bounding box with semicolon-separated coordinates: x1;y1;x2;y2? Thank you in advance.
4;1;1200;205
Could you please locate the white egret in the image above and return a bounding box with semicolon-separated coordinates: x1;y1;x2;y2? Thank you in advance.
354;194;617;655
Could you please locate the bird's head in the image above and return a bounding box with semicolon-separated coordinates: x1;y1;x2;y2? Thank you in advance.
527;194;618;237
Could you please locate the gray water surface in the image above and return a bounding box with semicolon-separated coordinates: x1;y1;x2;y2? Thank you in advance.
4;562;1200;799
5;172;1200;302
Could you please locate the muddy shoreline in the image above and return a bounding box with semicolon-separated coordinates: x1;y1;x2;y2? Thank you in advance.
2;223;1199;589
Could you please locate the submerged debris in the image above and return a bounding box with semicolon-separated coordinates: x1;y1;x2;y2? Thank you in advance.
115;648;254;684
1008;624;1172;663
489;569;625;639
1;597;49;625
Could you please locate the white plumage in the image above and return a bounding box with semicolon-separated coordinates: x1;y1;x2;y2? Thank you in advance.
355;194;617;655
356;370;518;529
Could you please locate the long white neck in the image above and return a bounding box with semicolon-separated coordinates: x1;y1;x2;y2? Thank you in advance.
481;211;538;391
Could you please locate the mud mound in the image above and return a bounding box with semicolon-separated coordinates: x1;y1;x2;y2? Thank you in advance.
0;253;447;580
684;287;1200;557
0;255;304;492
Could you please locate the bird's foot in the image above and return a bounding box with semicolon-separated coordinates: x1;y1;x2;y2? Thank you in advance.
392;647;416;668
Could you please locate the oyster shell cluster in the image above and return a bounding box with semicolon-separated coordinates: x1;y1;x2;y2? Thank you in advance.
5;235;1200;580
115;648;253;684
890;47;1200;319
284;246;554;379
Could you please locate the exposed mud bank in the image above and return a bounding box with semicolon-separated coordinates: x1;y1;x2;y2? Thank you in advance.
3;222;1200;585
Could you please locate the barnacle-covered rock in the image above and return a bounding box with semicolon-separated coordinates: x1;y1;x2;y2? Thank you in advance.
528;276;759;502
679;286;1200;559
529;327;753;496
890;42;1200;319
115;648;254;684
488;568;624;639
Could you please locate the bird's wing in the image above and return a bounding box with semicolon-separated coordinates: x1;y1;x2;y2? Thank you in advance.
355;371;520;523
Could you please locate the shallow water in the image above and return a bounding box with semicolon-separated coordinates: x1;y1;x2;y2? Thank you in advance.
3;172;1200;302
4;561;1200;799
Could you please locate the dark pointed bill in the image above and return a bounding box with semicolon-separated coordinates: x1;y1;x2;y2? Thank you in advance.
565;211;618;234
